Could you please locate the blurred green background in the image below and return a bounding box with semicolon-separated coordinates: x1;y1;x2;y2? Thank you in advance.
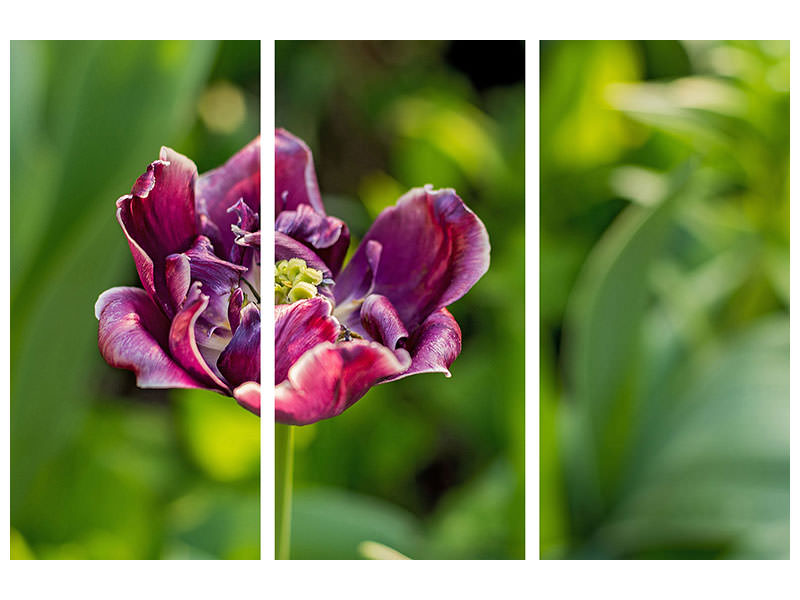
10;40;260;559
276;40;525;559
540;41;789;559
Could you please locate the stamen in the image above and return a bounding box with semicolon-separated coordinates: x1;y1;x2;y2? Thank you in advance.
275;258;324;304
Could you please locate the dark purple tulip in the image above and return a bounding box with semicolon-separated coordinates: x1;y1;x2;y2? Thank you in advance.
96;139;261;416
275;129;490;425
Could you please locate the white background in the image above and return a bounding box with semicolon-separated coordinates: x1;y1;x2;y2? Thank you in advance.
1;2;797;598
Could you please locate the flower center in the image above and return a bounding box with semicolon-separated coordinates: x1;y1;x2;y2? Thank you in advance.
275;258;324;304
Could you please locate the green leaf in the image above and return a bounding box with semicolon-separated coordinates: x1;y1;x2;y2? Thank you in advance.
562;163;693;517
595;318;789;558
290;487;424;559
10;41;217;518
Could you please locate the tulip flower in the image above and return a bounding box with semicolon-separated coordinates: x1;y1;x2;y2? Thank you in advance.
274;129;490;425
96;139;261;416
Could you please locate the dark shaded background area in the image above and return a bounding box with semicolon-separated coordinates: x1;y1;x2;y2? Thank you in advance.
276;40;525;559
540;41;789;559
11;40;260;559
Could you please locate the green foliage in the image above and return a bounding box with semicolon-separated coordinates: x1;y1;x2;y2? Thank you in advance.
291;487;424;560
10;41;260;559
541;41;789;559
277;41;525;559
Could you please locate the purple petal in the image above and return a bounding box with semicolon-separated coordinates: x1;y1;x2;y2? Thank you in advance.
358;294;408;350
196;137;260;260
218;303;261;388
168;283;229;391
274;297;339;384
234;381;261;416
385;307;462;382
334;239;382;308
228;287;244;334
197;137;260;214
227;199;261;291
275;232;331;277
275;128;325;217
235;230;261;248
275;340;411;426
275;204;350;277
335;186;490;330
164;253;191;311
116;147;199;315
227;198;260;264
175;235;247;333
95;287;206;389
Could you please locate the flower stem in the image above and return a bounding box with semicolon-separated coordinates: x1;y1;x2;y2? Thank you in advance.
275;423;294;560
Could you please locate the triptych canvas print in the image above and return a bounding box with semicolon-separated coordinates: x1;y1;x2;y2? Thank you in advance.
8;40;788;564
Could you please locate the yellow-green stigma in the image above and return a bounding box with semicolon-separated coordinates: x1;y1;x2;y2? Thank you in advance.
275;258;324;304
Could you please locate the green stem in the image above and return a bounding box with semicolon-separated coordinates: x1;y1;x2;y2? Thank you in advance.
275;423;294;560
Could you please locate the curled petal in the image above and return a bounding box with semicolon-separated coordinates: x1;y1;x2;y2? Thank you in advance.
275;297;339;384
275;128;325;216
164;253;191;311
235;230;261;248
234;381;261;416
168;283;229;391
229;197;259;234
275;204;350;276
358;294;408;350
226;198;260;264
116;147;199;314
334;239;382;308
196;137;260;258
275;340;411;426
275;204;343;250
218;303;261;388
335;186;490;330
181;235;247;332
95;287;206;389
385;307;462;382
275;232;331;278
115;207;156;309
222;198;260;265
228;287;244;334
229;201;261;290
